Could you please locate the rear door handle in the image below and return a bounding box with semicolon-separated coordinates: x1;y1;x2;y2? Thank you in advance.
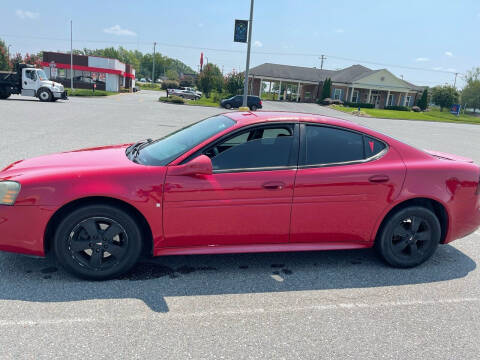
369;175;390;183
262;181;285;190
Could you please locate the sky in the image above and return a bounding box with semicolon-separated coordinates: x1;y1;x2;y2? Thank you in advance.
1;0;479;88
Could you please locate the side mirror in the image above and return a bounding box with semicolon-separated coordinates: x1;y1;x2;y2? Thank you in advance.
168;155;213;176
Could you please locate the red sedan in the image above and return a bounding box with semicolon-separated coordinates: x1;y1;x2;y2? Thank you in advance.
1;112;479;280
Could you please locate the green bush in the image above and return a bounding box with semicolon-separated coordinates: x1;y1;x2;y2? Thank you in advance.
385;105;410;111
161;80;179;90
159;95;185;104
343;102;375;108
69;89;115;96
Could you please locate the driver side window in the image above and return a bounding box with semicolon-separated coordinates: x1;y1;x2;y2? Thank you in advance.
204;125;296;172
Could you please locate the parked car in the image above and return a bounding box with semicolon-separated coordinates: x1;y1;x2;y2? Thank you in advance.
180;87;202;97
0;112;479;280
139;78;146;83
169;89;200;100
221;95;262;111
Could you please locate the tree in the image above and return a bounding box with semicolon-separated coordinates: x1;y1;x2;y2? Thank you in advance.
431;85;459;111
0;38;9;71
464;67;480;84
417;88;429;110
197;63;223;97
321;78;331;100
166;69;179;81
224;71;244;96
461;80;480;113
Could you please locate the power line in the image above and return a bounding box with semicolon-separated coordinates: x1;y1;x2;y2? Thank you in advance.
1;33;464;76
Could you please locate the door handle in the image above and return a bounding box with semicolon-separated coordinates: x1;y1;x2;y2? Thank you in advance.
262;181;285;190
369;175;390;183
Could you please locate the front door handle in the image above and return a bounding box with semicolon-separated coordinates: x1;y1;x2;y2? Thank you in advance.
369;175;390;183
262;181;285;190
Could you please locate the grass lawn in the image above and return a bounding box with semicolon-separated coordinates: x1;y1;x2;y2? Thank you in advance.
138;83;163;91
69;89;116;97
186;96;221;107
331;105;480;125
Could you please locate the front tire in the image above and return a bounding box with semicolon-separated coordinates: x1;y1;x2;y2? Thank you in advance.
53;204;143;280
224;103;232;109
376;206;441;268
38;88;52;102
0;89;10;99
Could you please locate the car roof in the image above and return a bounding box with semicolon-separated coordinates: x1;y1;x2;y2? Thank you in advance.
222;111;399;143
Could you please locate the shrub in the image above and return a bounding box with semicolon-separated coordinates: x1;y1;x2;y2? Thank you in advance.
319;97;333;105
385;105;410;111
161;80;179;90
159;95;185;104
411;106;421;112
343;102;375;108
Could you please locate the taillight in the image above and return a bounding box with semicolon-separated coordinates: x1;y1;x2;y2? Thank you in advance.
260;100;262;105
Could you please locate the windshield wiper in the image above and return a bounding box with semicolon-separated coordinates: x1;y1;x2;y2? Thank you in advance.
127;139;153;161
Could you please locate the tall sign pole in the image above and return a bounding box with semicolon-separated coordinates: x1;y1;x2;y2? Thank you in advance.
152;42;157;84
242;0;254;108
70;20;73;91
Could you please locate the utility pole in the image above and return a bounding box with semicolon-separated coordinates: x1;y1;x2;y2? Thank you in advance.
242;0;254;108
152;42;156;84
7;45;11;60
453;72;458;88
70;20;73;91
319;55;326;70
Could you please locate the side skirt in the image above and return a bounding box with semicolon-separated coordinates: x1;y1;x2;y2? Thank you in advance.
154;242;372;257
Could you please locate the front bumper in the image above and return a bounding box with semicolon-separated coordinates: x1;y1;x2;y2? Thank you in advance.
0;205;55;257
53;91;68;100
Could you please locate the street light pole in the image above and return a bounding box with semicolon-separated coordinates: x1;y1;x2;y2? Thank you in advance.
70;20;73;91
242;0;254;108
152;42;156;84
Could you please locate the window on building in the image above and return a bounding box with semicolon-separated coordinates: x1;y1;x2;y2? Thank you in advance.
352;90;359;103
58;69;66;78
333;88;342;100
405;95;412;106
387;94;394;106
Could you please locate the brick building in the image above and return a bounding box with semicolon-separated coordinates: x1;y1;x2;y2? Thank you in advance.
248;63;424;107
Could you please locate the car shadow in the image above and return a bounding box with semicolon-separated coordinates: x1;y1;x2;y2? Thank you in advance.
0;244;475;313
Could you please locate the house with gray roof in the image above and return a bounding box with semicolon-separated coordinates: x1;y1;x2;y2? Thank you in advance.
247;63;424;108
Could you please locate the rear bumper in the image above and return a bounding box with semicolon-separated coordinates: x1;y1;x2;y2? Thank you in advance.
445;197;480;243
0;205;55;256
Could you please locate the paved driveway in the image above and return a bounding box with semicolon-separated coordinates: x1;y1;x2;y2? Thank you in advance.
0;91;479;359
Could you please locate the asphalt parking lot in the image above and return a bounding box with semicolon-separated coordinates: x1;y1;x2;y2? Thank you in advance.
1;90;480;359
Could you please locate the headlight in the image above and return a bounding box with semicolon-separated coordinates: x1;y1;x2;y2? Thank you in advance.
0;181;21;205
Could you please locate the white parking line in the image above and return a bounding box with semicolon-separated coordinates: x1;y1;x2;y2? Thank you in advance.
0;297;478;327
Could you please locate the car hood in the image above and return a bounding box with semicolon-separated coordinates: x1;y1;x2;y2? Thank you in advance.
0;144;134;180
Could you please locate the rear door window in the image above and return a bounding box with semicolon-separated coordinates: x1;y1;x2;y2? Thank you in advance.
303;125;364;165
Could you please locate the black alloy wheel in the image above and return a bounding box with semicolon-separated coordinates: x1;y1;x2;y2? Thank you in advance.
54;205;143;280
376;206;441;268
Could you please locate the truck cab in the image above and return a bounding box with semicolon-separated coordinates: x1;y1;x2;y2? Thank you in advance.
0;64;68;102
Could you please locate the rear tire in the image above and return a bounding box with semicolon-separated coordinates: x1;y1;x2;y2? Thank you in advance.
53;204;143;280
38;88;52;102
250;105;258;111
224;103;232;109
376;206;440;268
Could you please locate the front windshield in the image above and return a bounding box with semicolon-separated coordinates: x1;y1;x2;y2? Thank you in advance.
37;70;48;81
137;115;235;166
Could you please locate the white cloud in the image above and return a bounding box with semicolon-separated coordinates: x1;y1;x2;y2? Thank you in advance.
254;40;263;47
444;51;453;57
198;23;204;28
16;9;39;19
415;57;429;62
334;28;345;33
446;68;457;72
103;25;136;36
433;66;443;71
